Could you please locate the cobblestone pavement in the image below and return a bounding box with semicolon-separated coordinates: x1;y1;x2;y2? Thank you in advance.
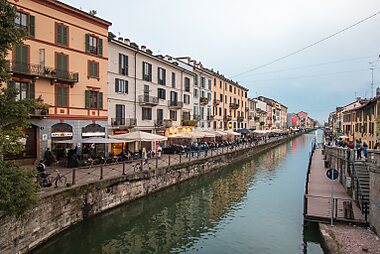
324;224;380;254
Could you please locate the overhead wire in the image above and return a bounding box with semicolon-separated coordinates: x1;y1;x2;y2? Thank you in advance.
231;10;380;78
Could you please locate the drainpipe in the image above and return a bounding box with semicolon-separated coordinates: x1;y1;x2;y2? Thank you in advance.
134;51;138;124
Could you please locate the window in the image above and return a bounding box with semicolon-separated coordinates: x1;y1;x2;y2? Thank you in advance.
158;67;166;85
8;81;34;101
220;94;223;101
200;107;205;120
143;62;152;81
170;91;178;102
15;45;29;66
171;72;176;88
184;77;190;92
85;90;103;109
194;88;198;98
142;107;152;120
229;85;232;92
201;91;205;98
56;23;68;46
15;11;34;37
157;109;164;121
208;79;211;90
220;81;222;89
234;87;236;94
115;79;128;93
214;78;216;86
85;34;103;56
88;61;99;79
184;94;190;104
56;85;68;107
219;107;222;116
170;110;177;121
201;77;205;88
119;54;128;75
207;92;211;100
56;53;68;72
158;88;166;99
115;104;125;124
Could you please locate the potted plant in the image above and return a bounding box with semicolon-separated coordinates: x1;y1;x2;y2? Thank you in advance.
34;96;50;115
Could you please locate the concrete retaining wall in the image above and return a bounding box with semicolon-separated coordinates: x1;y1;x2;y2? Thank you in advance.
0;134;302;254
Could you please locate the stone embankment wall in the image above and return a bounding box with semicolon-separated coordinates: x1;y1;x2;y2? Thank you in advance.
0;133;302;254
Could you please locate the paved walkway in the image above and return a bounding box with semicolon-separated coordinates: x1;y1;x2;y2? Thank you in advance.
305;149;365;223
32;136;291;197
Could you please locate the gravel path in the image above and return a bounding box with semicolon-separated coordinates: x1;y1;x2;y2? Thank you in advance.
324;224;380;254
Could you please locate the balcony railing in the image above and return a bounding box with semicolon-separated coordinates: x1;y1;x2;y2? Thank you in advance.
237;116;244;122
207;115;214;121
193;114;201;120
30;108;49;117
168;100;183;109
111;118;137;127
182;119;198;127
155;119;173;128
6;61;79;83
200;97;210;105
229;103;239;110
138;95;159;106
224;115;232;121
245;107;250;111
213;99;220;106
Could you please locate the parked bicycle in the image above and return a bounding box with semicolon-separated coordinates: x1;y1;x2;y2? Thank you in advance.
133;159;151;172
49;169;67;188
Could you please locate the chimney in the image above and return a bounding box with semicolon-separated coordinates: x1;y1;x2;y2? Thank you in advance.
124;38;130;45
141;45;146;52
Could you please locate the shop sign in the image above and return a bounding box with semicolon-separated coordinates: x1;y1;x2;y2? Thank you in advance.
82;132;106;137
51;132;73;138
113;130;129;135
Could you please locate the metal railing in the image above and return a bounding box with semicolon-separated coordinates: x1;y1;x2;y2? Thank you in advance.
7;61;79;83
229;103;239;110
138;95;158;105
111;118;137;127
167;100;183;108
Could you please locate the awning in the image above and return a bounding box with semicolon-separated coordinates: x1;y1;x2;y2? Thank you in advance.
110;131;168;142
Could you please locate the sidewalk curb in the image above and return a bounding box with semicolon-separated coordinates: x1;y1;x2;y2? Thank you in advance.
319;223;342;254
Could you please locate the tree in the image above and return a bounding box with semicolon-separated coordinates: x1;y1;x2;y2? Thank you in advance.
0;0;37;217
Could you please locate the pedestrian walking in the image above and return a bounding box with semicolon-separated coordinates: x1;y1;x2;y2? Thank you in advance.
355;140;361;160
363;142;368;159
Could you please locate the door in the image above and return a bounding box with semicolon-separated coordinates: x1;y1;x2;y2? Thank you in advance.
170;91;178;106
115;104;125;125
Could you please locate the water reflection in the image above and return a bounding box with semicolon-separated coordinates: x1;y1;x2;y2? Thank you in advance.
32;132;323;254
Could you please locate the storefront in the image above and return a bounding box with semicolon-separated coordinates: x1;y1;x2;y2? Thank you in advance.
82;124;106;155
51;123;73;161
112;129;129;154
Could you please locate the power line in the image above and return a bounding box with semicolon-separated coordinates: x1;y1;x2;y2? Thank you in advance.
238;67;380;83
237;55;374;77
232;11;380;78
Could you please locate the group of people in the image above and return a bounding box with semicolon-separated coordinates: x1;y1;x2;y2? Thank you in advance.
327;136;378;160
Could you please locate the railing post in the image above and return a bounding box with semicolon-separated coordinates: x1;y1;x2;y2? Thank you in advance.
141;159;143;171
100;164;103;180
72;168;76;185
156;157;158;169
179;154;182;164
168;155;171;166
122;161;126;175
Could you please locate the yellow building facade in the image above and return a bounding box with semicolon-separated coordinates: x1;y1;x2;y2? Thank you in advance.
6;0;111;161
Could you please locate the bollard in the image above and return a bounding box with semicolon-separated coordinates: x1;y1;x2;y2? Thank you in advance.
72;168;76;185
122;161;126;175
100;165;103;180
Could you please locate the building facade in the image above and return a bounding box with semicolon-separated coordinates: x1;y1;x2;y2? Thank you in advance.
6;0;111;161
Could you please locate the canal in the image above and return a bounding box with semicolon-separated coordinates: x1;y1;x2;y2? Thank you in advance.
32;131;324;254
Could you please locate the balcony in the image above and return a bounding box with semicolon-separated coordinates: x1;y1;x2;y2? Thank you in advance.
207;115;214;121
245;107;250;111
193;114;201;121
224;115;232;121
138;95;158;106
182;119;198;127
213;99;221;106
111;118;137;127
237;116;244;122
30;108;49;118
168;100;183;109
229;103;239;110
155;119;172;128
200;97;210;105
6;61;79;84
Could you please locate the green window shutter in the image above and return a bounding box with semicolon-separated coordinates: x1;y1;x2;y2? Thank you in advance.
15;45;22;64
115;78;119;92
62;54;68;71
62;26;67;46
97;92;103;109
56;24;61;44
57;86;62;106
28;15;35;37
85;90;90;108
21;45;28;65
85;34;90;53
125;81;128;94
98;38;103;56
28;82;35;99
62;87;68;107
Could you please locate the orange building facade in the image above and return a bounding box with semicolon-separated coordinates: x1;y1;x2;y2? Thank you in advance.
6;0;111;161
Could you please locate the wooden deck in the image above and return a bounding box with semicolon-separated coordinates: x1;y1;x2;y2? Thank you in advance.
304;149;366;224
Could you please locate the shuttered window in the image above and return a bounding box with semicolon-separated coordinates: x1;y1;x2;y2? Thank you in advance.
142;107;152;120
85;34;103;56
119;54;128;75
142;62;152;81
158;88;166;99
56;53;68;71
88;61;99;79
56;23;68;46
115;79;128;93
15;12;35;37
56;85;68;107
85;90;103;109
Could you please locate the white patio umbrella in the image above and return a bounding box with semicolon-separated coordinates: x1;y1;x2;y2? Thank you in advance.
224;130;241;136
110;131;168;142
198;131;216;138
54;138;85;144
81;137;125;144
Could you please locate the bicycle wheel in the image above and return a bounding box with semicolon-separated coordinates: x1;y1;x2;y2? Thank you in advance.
56;175;67;187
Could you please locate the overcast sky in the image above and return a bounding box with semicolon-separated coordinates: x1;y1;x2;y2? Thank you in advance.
65;0;380;123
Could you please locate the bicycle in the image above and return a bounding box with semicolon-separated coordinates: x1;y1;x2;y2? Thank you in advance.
49;169;67;188
133;159;151;172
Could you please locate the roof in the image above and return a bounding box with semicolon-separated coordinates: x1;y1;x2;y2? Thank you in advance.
32;0;112;28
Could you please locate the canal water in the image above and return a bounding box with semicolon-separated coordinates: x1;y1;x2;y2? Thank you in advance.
32;131;324;254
